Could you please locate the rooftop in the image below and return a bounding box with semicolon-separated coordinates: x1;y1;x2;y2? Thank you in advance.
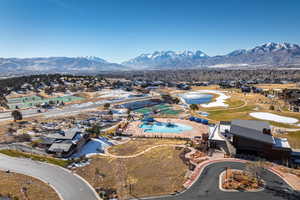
48;142;73;153
230;120;274;144
46;128;81;140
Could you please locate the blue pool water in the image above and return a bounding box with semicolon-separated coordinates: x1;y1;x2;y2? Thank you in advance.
181;93;213;104
139;122;193;133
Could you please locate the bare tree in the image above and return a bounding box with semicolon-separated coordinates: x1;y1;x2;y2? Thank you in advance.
11;110;23;122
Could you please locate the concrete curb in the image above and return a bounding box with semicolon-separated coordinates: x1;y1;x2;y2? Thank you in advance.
267;167;298;191
183;158;247;189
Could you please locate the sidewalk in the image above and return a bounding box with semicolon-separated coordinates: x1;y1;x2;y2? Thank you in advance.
269;165;300;191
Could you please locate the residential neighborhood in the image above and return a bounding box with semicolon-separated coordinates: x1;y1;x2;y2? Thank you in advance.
1;0;300;200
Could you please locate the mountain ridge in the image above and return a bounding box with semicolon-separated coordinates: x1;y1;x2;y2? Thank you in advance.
1;42;300;74
124;42;300;69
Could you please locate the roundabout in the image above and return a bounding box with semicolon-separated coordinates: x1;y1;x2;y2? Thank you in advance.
137;161;300;200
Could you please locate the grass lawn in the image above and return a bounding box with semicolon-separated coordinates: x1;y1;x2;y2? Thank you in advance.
207;105;256;121
108;138;186;156
76;146;188;199
200;90;300;129
0;170;59;200
0;149;71;167
225;98;245;108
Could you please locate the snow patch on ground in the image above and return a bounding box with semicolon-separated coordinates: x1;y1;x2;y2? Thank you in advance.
97;89;136;98
181;93;212;99
199;90;230;108
71;137;114;158
249;112;299;124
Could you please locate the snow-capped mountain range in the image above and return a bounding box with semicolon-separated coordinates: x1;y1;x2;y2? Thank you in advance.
123;50;208;69
125;42;300;69
1;42;300;74
0;56;126;74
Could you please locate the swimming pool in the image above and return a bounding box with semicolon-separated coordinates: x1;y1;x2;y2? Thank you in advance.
139;121;193;133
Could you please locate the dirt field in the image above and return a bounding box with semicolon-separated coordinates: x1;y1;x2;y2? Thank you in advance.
0;170;59;200
76;146;188;199
108;138;186;156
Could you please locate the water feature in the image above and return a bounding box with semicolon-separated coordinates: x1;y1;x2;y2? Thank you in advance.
180;92;213;104
139;121;192;133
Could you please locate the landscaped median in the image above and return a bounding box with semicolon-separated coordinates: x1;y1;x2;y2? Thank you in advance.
0;149;71;167
219;169;265;192
182;157;300;193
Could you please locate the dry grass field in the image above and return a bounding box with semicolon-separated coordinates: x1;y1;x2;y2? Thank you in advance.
0;170;59;200
76;146;188;199
190;85;220;90
254;83;298;89
108;138;186;156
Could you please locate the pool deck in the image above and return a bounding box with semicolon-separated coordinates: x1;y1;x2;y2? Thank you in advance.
124;118;209;139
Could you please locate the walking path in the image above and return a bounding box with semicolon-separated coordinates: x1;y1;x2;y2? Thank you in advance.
88;144;185;159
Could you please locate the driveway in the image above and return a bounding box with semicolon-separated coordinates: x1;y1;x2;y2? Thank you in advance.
0;154;99;200
138;162;300;200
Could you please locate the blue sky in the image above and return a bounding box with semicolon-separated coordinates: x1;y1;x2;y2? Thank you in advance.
0;0;300;63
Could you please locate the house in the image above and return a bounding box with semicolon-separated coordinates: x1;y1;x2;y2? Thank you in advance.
44;128;89;158
176;83;190;90
230;120;291;163
279;89;300;112
291;150;300;168
209;120;292;164
241;85;251;93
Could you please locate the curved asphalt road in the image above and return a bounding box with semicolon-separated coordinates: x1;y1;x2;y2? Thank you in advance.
140;162;300;200
0;154;99;200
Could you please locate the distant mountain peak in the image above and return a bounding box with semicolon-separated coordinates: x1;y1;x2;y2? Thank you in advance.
123;42;300;69
123;50;208;68
0;56;126;75
250;42;300;53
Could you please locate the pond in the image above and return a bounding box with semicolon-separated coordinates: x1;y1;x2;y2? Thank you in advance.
180;92;213;104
